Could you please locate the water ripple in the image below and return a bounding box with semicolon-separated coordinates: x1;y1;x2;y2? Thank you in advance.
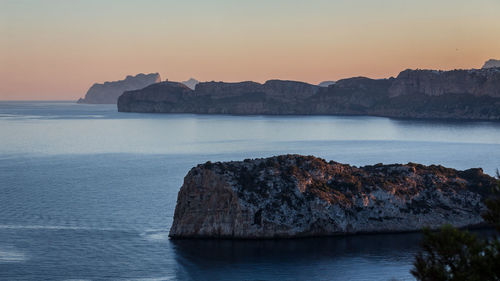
0;246;27;263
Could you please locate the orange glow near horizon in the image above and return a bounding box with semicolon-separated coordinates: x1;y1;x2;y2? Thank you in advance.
1;0;500;100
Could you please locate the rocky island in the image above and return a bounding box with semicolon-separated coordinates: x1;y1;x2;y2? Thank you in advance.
118;66;500;120
78;73;161;104
169;155;497;239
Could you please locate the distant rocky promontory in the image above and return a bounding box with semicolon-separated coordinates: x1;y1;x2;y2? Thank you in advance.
181;78;200;90
78;73;161;104
118;66;500;120
169;155;497;239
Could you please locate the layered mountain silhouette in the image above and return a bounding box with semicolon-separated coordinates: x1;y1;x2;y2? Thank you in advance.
117;64;500;120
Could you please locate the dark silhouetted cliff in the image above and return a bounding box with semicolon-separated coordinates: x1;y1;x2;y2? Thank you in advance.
118;68;500;120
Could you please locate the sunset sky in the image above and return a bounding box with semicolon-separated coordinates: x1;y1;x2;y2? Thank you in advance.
1;0;500;100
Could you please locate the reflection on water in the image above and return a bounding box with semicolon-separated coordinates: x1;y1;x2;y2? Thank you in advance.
0;246;27;263
1;101;500;280
172;233;421;281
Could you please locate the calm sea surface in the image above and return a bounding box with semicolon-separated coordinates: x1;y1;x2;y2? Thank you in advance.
1;101;500;280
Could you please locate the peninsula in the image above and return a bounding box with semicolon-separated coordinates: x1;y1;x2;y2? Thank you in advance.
118;66;500;120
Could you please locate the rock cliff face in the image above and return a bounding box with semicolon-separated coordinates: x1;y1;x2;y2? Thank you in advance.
117;68;500;120
78;73;161;104
388;68;500;98
483;59;500;69
169;155;497;239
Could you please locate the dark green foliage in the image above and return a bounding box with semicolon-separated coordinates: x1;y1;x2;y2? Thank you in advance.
411;226;499;281
484;198;500;232
483;172;500;232
412;175;500;281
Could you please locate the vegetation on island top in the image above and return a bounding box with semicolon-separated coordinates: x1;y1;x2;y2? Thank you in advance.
412;172;500;281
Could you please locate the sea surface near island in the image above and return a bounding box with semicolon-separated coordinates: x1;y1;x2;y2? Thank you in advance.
1;101;500;281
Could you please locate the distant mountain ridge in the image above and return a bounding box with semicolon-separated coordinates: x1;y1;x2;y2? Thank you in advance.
117;67;500;120
77;73;161;104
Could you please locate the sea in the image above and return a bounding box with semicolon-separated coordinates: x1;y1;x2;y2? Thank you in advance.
1;101;499;281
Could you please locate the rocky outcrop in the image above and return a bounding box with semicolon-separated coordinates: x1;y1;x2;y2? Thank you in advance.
77;73;161;104
117;68;500;120
483;59;500;69
169;155;497;239
181;78;199;90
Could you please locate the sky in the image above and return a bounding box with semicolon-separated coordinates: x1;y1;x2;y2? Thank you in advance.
1;0;500;100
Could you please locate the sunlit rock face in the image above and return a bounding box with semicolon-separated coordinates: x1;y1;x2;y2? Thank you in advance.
169;155;496;239
482;59;500;69
77;73;161;104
